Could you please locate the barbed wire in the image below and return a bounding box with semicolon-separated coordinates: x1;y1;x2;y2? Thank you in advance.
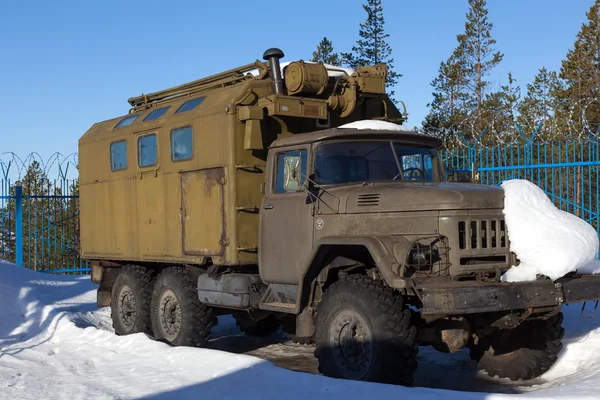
416;99;600;149
0;152;79;182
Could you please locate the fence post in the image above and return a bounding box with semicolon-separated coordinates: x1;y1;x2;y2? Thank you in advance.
15;185;23;266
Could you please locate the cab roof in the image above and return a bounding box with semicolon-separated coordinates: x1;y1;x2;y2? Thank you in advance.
269;127;442;149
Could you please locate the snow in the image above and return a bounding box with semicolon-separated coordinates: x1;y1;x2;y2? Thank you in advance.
3;260;600;399
500;179;600;282
339;119;412;131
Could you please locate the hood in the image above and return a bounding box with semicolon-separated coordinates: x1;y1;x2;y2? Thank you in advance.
334;182;505;213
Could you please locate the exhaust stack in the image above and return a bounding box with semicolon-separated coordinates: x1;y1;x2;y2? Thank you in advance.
263;48;285;95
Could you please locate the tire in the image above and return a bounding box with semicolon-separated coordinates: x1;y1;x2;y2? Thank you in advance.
469;312;564;381
151;267;215;347
233;312;281;337
110;265;155;336
314;276;418;386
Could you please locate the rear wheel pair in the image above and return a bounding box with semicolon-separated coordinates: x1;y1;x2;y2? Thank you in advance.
111;265;214;347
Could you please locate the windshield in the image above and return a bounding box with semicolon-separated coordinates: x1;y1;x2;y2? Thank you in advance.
313;141;442;185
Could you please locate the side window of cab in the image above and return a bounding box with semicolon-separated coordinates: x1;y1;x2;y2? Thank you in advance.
274;150;307;194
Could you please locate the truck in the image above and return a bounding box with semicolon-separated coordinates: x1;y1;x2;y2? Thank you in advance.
80;47;600;386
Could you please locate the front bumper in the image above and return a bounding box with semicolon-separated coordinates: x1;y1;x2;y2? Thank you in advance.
418;274;600;315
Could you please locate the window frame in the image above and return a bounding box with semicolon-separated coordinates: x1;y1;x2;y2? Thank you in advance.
115;114;139;128
175;97;206;114
110;140;128;171
137;133;159;168
272;148;309;195
170;125;194;162
143;106;170;122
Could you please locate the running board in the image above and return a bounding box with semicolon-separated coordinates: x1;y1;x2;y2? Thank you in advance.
259;283;298;314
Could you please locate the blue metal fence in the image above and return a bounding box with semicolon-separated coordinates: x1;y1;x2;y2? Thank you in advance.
2;138;599;275
1;158;87;274
442;138;600;238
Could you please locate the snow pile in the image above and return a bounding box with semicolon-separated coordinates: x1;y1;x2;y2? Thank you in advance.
339;120;412;131
5;259;600;399
501;179;600;282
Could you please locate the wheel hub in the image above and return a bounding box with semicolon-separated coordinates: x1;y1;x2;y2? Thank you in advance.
159;289;182;342
118;284;136;330
329;309;373;380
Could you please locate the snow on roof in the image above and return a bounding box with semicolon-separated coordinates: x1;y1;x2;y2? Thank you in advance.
247;61;355;79
501;179;600;282
339;120;412;132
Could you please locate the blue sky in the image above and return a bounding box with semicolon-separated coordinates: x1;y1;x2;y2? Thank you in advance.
0;0;594;168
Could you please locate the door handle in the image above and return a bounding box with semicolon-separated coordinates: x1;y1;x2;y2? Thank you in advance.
263;204;274;210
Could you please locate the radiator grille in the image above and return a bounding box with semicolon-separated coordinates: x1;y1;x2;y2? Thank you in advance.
356;194;381;206
458;219;506;250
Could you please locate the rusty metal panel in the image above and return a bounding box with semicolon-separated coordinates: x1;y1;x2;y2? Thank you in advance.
419;280;559;315
562;275;600;303
181;167;226;256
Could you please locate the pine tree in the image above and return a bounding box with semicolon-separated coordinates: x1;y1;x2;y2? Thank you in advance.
482;72;521;144
423;0;503;143
311;37;341;66
0;161;51;268
558;0;600;136
21;161;52;271
458;0;504;111
341;0;401;99
64;179;81;271
422;46;469;141
518;67;563;141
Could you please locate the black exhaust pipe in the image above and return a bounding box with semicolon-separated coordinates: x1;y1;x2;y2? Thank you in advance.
263;48;285;95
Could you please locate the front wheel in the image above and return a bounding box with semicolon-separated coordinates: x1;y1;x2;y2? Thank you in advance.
469;312;564;380
151;267;215;347
314;276;418;386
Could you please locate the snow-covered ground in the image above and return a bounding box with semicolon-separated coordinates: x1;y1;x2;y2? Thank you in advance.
2;261;600;399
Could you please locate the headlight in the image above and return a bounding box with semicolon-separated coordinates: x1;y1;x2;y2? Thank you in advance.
403;236;450;278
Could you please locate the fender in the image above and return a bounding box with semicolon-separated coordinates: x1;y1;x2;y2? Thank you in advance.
296;235;414;313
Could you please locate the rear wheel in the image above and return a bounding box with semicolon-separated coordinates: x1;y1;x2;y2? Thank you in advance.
469;312;564;380
110;265;155;336
314;276;418;386
151;267;215;347
233;312;281;337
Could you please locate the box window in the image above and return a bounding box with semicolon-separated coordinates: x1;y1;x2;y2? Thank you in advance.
144;106;170;121
115;115;138;128
110;141;127;171
138;134;158;167
176;97;205;113
171;126;193;161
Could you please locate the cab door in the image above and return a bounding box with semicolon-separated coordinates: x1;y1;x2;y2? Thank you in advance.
259;146;313;284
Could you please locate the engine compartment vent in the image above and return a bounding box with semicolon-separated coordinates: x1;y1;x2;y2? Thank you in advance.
356;193;381;206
